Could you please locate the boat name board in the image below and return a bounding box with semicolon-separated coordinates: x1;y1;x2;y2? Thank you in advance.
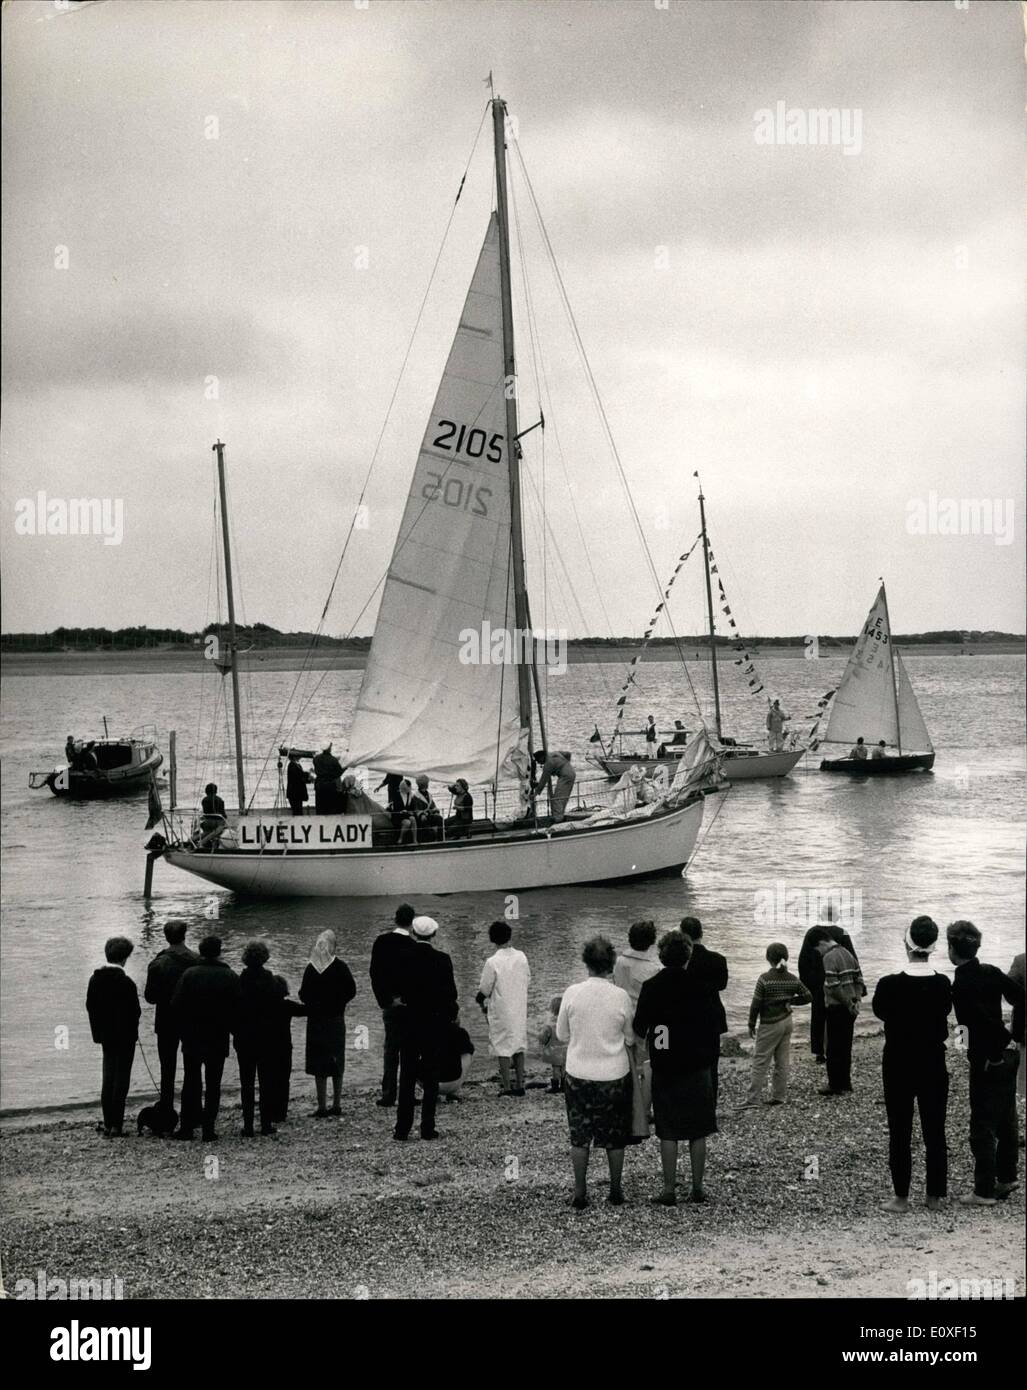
236;817;372;850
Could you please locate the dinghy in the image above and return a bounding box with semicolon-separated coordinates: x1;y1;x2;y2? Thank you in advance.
817;584;935;774
159;96;723;899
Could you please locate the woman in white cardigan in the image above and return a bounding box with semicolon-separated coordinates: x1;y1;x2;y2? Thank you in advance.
556;936;636;1209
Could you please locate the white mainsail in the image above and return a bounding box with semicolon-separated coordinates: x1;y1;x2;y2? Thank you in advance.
345;214;524;786
822;585;932;751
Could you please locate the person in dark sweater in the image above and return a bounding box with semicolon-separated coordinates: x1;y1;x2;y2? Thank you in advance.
369;903;418;1107
947;920;1024;1205
233;941;306;1136
872;916;952;1212
633;929;720;1206
393;916;459;1142
86;936;141;1137
172;935;240;1142
299;929;357;1117
144;920;198;1118
678;916;728;1109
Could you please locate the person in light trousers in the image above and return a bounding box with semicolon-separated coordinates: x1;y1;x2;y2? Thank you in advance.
740;943;812;1108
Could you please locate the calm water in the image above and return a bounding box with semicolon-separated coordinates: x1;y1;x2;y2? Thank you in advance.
1;654;1023;1110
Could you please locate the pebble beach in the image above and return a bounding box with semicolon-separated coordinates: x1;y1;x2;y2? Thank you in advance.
3;1034;1022;1300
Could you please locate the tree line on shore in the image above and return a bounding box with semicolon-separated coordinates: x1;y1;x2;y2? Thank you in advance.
1;624;1020;653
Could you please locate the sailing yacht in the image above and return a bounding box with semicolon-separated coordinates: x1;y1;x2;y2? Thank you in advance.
817;584;935;774
159;97;722;898
593;479;803;781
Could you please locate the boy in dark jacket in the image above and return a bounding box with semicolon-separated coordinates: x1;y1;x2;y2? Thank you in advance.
86;937;141;1137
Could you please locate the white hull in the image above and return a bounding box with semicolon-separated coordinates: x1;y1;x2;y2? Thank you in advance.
597;749;802;781
164;795;711;898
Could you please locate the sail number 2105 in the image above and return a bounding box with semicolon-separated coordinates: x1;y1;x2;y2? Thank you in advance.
421;418;501;517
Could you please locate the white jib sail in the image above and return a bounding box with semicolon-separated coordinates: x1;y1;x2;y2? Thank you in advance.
894;648;933;752
822;585;900;747
345;214;524;786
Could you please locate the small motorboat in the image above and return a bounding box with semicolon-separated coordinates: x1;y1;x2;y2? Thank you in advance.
30;725;163;798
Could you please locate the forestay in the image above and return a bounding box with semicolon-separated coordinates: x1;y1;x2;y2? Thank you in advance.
345;214;525;786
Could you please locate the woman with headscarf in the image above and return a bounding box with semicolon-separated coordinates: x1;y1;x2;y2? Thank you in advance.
299;930;356;1117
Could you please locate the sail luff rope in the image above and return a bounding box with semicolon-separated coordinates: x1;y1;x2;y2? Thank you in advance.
510;136;704;722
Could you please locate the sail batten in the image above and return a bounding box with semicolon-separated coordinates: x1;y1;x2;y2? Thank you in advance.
344;214;525;786
822;585;932;751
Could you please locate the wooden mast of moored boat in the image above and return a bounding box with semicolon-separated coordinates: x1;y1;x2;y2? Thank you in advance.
696;475;723;740
880;580;903;755
492;96;546;762
213;440;247;811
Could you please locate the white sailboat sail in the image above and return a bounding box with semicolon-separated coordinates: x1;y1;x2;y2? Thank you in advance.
894;648;933;751
345;214;524;786
822;585;932;750
822;585;899;746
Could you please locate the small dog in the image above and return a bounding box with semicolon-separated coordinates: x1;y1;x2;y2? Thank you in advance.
136;1103;179;1137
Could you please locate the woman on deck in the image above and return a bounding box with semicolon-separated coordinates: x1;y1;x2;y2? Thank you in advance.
299;930;356;1118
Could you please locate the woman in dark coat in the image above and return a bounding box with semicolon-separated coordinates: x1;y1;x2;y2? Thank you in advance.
633;929;719;1206
798;926;831;1063
299;929;356;1117
233;941;305;1135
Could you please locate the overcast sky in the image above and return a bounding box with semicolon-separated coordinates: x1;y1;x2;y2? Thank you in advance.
2;0;1024;640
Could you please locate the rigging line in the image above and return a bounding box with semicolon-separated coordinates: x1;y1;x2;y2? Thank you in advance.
193;485;219;795
508;173;618;715
511;137;704;722
249;102;493;794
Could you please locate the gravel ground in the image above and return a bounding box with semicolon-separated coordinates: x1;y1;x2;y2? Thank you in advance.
2;1036;1022;1299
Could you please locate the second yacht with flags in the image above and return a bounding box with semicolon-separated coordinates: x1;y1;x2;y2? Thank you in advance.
592;477;804;781
159;95;723;898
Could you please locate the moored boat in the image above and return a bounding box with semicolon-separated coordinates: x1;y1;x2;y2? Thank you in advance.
30;727;163;799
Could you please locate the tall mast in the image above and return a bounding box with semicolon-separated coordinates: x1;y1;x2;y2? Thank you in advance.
880;580;902;755
213;440;247;811
696;477;723;739
492;95;541;755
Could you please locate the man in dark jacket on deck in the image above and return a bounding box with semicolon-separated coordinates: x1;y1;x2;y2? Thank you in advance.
86;937;141;1137
172;936;240;1142
679;916;728;1109
144;920;198;1117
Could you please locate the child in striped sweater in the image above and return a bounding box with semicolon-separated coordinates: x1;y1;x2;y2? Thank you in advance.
739;944;812;1108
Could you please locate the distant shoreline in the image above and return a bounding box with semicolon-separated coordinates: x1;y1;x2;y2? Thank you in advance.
0;640;1022;677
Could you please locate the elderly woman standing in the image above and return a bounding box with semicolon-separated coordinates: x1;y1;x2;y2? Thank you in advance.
633;929;719;1206
556;936;635;1209
299;930;356;1118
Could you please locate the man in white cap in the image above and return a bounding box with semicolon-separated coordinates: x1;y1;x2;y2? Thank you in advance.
393;916;458;1142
